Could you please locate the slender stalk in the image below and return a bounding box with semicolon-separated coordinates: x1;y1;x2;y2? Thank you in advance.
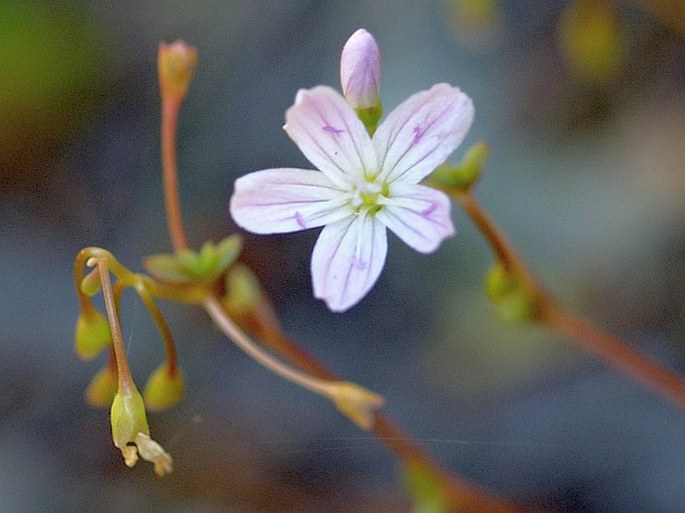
203;296;345;401
542;303;685;410
135;281;180;376
161;98;188;251
251;325;532;513
455;191;685;410
92;258;134;393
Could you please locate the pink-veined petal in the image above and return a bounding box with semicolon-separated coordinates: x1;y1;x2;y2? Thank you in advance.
284;86;377;187
376;183;455;253
373;83;474;184
229;168;352;234
311;214;388;312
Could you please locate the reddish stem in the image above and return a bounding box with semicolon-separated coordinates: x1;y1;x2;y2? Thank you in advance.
456;191;685;411
161;99;188;251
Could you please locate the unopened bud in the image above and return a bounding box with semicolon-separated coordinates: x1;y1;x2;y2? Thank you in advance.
110;386;173;475
158;40;197;102
75;310;112;360
340;29;382;132
430;141;488;192
85;366;118;408
484;262;538;322
143;363;185;411
80;267;102;296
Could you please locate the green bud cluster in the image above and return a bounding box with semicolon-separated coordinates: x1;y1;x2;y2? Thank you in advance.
144;235;242;285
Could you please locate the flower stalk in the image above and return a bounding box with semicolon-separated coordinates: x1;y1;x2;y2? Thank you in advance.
159;40;197;252
447;186;685;410
86;255;173;474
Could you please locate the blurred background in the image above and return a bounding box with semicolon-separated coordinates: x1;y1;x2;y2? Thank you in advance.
1;1;684;511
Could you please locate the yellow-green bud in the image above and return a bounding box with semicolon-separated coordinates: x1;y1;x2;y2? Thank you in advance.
158;40;197;102
110;386;173;476
430;141;488;192
80;267;102;296
484;262;538;322
110;387;150;457
559;0;625;85
74;310;112;360
143;364;185;412
223;264;262;315
85;366;118;408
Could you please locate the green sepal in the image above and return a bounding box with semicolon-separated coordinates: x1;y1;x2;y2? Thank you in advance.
144;235;242;285
74;310;112;360
484;262;538;322
402;464;449;513
143;363;184;412
110;387;150;450
356;104;382;136
430;141;488;192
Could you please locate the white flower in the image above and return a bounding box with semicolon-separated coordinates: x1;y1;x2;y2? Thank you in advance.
230;83;474;312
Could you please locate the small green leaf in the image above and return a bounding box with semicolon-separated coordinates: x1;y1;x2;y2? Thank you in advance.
144;254;193;283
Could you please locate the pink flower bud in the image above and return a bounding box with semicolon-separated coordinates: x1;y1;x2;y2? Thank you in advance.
340;29;381;110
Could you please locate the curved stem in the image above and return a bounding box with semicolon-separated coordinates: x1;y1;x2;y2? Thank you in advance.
202;296;343;401
135;281;180;376
92;258;134;393
234;310;532;513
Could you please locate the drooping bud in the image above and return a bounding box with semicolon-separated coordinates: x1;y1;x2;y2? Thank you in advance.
340;29;382;133
110;386;173;476
80;266;102;296
158;40;197;103
85;365;118;408
74;309;112;360
143;363;185;411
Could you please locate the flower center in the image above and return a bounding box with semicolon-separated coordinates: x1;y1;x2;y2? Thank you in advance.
349;179;388;215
